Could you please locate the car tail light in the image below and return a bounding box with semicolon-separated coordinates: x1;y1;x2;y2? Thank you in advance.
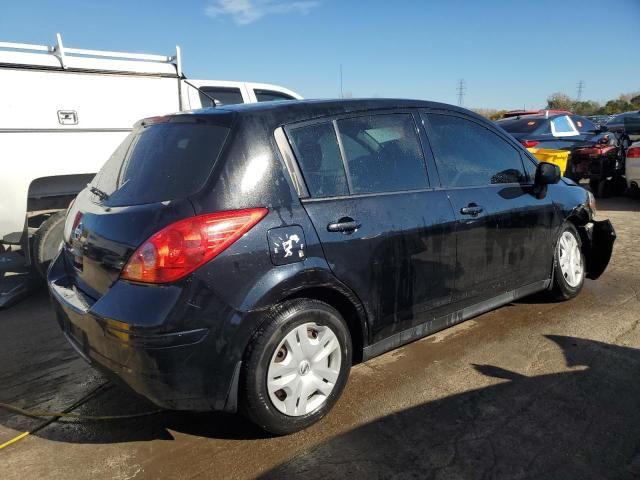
521;140;540;148
121;208;268;284
627;146;640;158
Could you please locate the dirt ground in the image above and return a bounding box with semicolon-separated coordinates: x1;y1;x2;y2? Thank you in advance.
1;196;639;480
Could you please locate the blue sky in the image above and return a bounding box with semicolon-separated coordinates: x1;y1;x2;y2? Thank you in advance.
2;0;639;109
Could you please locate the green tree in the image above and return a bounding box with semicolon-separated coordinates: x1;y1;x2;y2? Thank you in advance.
546;92;574;111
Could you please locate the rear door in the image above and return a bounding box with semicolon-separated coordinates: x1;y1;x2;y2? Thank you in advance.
286;111;457;343
422;112;554;305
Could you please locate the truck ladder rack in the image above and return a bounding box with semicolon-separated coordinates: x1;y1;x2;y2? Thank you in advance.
0;33;182;76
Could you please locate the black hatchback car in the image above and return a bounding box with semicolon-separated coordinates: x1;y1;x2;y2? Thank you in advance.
48;99;615;434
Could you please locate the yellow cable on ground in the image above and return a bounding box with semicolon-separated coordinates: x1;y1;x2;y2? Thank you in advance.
0;431;30;450
0;382;158;451
0;403;163;421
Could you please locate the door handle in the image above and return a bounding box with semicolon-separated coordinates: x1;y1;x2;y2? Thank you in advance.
460;204;484;217
327;217;360;234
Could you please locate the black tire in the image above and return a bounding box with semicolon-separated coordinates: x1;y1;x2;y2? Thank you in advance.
589;178;609;198
32;211;66;279
548;222;585;301
241;299;352;435
610;176;627;196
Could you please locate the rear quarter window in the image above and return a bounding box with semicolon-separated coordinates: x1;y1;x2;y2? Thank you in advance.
288;123;349;198
93;122;230;206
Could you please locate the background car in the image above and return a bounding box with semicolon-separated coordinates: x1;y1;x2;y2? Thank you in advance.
625;141;640;194
496;112;625;196
606;111;640;150
502;109;571;119
587;114;613;125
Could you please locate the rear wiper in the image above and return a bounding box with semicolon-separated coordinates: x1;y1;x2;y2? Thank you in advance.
88;184;110;201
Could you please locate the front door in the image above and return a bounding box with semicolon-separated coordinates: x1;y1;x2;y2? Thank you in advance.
286;112;457;343
423;112;553;305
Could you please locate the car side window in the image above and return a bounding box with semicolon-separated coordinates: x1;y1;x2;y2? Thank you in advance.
551;116;578;137
255;89;295;102
288;123;349;198
572;115;596;133
336;114;429;194
199;87;244;107
424;113;526;188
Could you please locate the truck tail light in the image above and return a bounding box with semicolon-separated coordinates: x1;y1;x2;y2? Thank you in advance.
121;208;268;284
627;146;640;158
521;140;540;148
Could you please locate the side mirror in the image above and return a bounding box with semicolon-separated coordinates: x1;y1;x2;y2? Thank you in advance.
595;124;608;132
535;161;561;185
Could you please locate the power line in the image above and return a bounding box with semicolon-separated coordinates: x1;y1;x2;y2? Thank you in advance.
457;79;466;106
577;80;584;101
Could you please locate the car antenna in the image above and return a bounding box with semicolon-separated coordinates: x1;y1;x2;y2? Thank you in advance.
181;76;221;107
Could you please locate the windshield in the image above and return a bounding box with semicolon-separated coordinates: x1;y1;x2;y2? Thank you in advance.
92;122;230;207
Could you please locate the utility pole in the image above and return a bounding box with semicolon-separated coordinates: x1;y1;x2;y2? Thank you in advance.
457;79;466;106
577;80;584;101
340;64;343;99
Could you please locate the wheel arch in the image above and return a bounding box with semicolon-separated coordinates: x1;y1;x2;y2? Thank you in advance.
283;286;367;364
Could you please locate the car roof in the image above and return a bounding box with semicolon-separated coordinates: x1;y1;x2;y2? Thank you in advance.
189;98;485;125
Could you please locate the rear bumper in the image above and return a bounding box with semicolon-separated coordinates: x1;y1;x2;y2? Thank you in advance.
47;251;245;412
580;219;616;280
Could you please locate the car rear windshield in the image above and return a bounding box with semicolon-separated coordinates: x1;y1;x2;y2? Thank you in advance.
92;121;230;206
497;118;546;134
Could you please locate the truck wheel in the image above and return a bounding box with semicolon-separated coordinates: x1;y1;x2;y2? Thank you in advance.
33;211;66;279
241;299;351;435
548;223;585;301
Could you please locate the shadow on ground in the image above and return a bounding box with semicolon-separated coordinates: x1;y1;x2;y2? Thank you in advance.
3;292;640;478
262;335;640;480
596;195;640;213
0;290;267;443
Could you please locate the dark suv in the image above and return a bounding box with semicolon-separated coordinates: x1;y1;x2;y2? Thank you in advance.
48;99;615;434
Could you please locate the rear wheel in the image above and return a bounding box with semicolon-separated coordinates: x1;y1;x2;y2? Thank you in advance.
549;223;585;300
32;211;66;279
241;299;351;435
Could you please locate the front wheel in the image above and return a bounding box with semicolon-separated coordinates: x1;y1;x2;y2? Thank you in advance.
549;223;585;300
241;299;351;435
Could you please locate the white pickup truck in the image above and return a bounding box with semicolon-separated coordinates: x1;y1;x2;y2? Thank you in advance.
0;34;302;278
